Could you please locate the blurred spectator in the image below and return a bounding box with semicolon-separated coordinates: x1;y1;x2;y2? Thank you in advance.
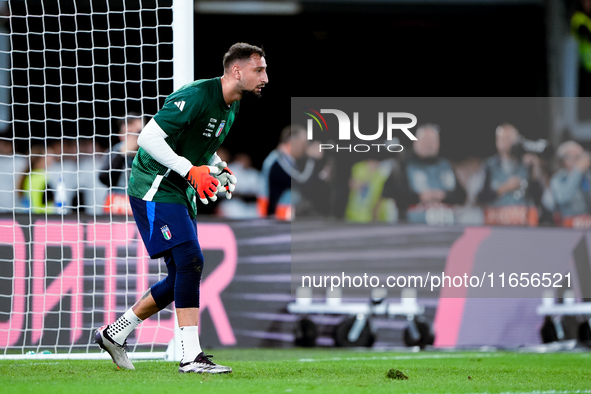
77;137;109;216
98;113;143;214
47;138;79;215
45;137;109;216
0;135;27;212
215;146;231;163
572;0;591;97
477;123;544;226
550;141;591;227
258;124;328;220
453;156;486;225
17;145;56;213
296;140;332;216
345;158;397;223
217;152;260;219
383;124;466;224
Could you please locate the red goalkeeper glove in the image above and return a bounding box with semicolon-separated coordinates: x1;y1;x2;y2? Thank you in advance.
185;165;220;205
214;161;237;199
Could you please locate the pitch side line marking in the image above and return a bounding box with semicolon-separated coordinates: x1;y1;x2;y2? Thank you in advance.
298;353;502;362
469;391;591;394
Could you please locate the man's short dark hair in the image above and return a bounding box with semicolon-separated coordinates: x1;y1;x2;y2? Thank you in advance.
223;43;265;71
280;124;306;144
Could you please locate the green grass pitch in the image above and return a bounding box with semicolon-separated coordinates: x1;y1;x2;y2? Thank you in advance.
1;349;591;394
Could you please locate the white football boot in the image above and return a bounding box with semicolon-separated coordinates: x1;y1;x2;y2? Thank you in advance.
94;325;135;370
178;352;232;374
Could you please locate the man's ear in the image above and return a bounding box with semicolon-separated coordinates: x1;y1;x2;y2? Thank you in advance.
232;63;241;80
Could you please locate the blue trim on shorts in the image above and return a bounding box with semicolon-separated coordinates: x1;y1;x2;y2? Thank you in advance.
147;201;156;240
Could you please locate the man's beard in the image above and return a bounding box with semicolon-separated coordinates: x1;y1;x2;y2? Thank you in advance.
241;88;262;102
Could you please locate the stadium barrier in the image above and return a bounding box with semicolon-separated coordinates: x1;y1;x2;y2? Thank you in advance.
0;215;290;357
2;217;590;357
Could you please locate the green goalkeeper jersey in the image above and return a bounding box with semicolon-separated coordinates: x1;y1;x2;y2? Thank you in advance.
127;77;239;217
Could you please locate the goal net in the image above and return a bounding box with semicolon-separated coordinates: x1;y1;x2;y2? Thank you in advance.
0;0;192;359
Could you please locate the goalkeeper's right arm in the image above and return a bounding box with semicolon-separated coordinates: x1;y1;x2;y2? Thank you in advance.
137;118;193;176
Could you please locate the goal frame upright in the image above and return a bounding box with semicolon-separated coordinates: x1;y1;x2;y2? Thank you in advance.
0;0;194;361
164;0;194;363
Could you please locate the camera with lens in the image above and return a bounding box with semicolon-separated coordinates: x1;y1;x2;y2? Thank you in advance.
511;136;552;160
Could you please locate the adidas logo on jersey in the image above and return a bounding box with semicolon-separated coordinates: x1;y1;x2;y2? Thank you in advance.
174;101;186;111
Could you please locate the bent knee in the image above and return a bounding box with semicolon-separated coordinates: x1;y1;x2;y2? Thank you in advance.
173;240;204;274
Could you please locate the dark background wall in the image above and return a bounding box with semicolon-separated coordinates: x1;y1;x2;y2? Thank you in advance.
195;3;548;165
8;1;548;165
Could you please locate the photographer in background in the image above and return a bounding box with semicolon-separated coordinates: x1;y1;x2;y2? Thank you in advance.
477;123;545;226
550;141;591;227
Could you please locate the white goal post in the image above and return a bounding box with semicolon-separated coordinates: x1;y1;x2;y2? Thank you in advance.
0;0;193;360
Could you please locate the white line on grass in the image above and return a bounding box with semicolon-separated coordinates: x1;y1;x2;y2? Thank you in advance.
476;391;591;394
298;353;502;362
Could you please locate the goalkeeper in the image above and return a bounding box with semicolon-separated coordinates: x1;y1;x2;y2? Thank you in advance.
94;43;268;374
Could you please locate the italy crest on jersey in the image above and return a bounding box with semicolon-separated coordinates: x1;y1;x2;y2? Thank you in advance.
215;120;226;137
161;225;172;240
